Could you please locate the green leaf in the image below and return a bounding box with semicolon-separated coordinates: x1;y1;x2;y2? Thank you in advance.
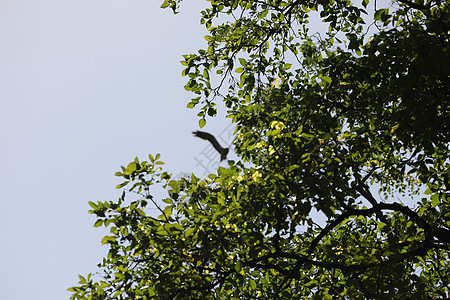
78;275;86;284
199;118;206;128
160;0;170;9
93;219;103;228
321;76;332;84
116;181;129;189
115;272;125;280
88;201;98;209
162;198;173;204
259;9;268;19
320;132;332;140
203;69;209;79
250;279;257;289
286;165;299;173
184;227;196;237
235;260;243;273
301;132;315;140
162;205;173;218
101;236;115;245
431;194;439;207
374;8;389;22
124;162;138;175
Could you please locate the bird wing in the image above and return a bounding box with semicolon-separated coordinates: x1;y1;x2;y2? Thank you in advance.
227;134;238;148
192;131;225;154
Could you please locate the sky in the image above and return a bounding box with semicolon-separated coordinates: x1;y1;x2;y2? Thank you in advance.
0;1;234;299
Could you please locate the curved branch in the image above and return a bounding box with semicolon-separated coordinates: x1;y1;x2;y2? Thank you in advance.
396;0;430;11
308;202;433;255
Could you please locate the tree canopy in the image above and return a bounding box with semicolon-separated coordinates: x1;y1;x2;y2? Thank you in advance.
70;0;450;299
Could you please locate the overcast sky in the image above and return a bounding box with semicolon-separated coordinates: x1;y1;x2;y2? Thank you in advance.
0;1;235;299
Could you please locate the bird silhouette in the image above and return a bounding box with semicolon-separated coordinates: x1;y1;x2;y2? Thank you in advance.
193;130;229;161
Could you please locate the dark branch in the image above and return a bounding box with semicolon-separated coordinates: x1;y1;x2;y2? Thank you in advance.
308;202;433;255
396;0;430;11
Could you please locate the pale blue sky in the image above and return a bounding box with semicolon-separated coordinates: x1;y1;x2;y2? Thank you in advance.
0;1;232;299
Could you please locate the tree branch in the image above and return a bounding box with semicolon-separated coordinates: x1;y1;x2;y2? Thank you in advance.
308;202;433;255
396;0;430;11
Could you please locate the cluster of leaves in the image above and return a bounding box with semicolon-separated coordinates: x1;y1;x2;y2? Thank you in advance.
71;0;450;299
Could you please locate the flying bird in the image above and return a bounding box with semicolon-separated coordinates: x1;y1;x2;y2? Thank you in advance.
193;130;229;161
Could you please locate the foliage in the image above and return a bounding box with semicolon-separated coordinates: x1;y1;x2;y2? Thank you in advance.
70;0;450;299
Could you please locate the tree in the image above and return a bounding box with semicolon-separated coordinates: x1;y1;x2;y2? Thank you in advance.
70;0;450;298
